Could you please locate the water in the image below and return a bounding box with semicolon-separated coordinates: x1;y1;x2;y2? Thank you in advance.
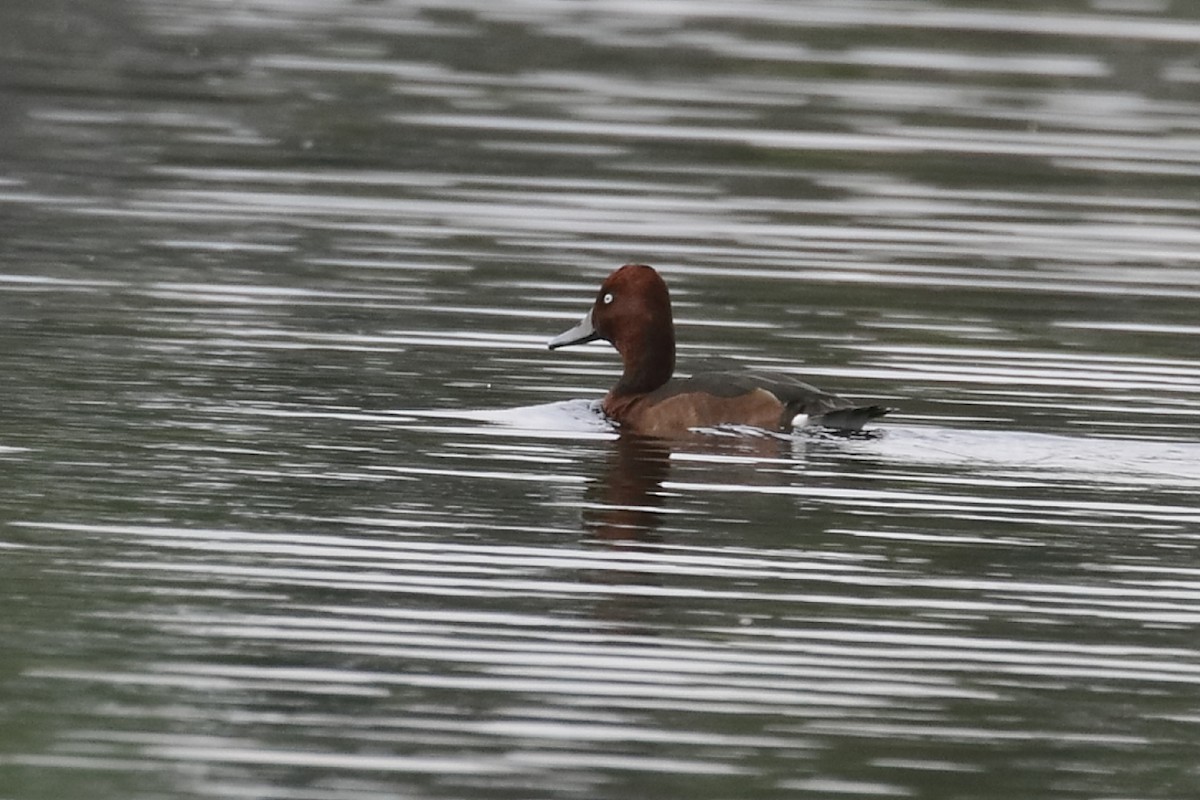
3;1;1200;798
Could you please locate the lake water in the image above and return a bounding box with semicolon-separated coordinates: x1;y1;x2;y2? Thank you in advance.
2;1;1200;798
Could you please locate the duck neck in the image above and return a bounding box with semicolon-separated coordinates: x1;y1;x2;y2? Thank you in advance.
613;330;675;395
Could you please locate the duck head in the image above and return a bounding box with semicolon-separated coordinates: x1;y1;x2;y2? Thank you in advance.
548;264;677;395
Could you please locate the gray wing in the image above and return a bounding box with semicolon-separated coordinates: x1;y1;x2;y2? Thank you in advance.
675;369;890;430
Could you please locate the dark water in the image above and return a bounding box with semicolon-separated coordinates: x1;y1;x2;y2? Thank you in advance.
3;1;1200;798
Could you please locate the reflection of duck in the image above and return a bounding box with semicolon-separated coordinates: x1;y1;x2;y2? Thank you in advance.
583;433;817;541
550;264;890;438
583;435;672;540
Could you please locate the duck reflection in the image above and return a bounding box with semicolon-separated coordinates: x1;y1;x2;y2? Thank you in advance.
582;435;674;541
581;429;827;541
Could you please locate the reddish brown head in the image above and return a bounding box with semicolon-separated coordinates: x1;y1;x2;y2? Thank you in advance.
548;264;677;395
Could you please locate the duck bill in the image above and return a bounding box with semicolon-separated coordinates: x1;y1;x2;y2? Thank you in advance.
548;309;601;350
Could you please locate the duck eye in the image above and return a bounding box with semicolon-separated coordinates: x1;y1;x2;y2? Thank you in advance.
602;292;614;305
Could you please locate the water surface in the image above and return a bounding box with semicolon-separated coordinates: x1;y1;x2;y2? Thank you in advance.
2;1;1200;798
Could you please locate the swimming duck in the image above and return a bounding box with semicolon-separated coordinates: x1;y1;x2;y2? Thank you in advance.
548;264;889;437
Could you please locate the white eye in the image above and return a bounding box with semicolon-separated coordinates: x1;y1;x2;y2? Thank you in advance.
602;292;614;305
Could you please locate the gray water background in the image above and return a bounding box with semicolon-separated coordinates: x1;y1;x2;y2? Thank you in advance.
2;1;1200;798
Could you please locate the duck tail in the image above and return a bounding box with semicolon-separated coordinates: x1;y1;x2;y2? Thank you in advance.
815;405;892;431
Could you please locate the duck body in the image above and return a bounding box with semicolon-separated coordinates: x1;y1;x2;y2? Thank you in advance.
549;264;889;437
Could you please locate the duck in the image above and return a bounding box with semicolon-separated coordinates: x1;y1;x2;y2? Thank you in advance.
548;264;890;437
